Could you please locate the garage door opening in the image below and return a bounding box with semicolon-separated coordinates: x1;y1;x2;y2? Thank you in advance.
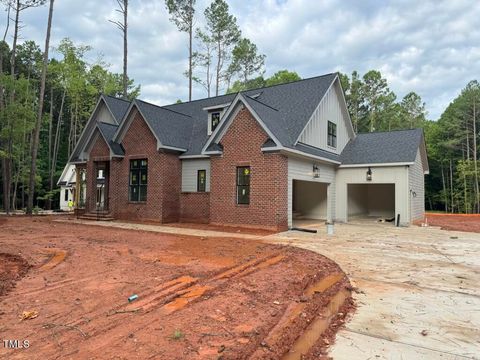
292;180;328;228
347;184;395;224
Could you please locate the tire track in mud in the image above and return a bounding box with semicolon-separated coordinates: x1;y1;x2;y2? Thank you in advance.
31;252;288;357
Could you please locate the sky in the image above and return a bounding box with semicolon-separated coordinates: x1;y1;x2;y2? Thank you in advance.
4;0;480;120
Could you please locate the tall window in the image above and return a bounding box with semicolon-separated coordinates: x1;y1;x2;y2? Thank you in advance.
211;112;221;132
129;159;148;202
327;121;337;148
197;170;206;192
236;166;251;205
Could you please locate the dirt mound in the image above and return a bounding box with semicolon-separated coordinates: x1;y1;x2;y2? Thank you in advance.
0;253;30;297
425;213;480;233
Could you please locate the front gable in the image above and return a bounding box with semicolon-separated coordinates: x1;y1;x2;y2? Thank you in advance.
85;129;110;160
202;94;281;154
296;77;355;154
69;95;125;163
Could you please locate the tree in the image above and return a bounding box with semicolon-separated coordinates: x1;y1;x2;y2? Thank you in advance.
265;70;301;86
27;0;53;214
400;92;426;129
227;38;265;85
192;28;214;97
109;0;128;99
165;0;195;101
202;0;240;96
227;76;265;93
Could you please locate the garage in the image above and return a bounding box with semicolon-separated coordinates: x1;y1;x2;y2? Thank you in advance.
292;180;329;221
347;183;395;223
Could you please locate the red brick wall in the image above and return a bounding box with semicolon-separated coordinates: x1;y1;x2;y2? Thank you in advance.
86;130;110;212
180;192;210;223
210;106;288;231
109;113;181;222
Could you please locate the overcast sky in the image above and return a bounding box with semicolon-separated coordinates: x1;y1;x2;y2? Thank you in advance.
4;0;480;119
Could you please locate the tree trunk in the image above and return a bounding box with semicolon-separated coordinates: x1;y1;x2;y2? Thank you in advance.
215;41;221;96
473;99;479;213
27;0;55;215
441;163;448;212
46;87;53;210
449;159;454;213
50;88;65;194
188;2;192;102
122;0;128;99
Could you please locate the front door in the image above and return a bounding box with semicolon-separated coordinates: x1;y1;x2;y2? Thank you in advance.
95;163;109;211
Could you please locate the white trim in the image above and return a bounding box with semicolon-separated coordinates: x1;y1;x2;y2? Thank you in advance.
280;147;341;165
261;146;283;152
202;102;231;111
339;162;414;168
179;155;210;159
335;76;356;138
203;150;222;155
160;145;187;152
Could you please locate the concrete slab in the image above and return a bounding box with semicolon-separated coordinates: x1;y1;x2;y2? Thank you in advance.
266;222;480;359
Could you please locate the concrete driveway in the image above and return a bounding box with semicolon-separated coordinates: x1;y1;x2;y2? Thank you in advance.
266;220;480;359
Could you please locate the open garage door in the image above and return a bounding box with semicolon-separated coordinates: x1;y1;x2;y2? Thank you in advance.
347;184;395;223
292;180;328;226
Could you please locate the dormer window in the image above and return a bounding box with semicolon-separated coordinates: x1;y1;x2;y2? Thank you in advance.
207;109;224;135
211;112;221;132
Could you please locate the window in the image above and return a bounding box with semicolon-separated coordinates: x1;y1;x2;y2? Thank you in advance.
327;121;337;148
211;112;221;132
64;189;69;202
129;159;148;202
236;166;251;205
197;170;206;192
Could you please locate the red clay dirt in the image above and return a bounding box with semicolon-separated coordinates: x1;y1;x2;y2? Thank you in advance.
0;216;353;359
424;213;480;233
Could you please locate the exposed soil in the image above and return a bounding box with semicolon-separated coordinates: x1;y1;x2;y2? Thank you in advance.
424;213;480;233
0;253;30;297
0;216;353;359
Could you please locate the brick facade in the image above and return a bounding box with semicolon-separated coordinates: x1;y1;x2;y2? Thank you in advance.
109;113;181;222
210;106;288;231
82;106;288;230
179;192;210;223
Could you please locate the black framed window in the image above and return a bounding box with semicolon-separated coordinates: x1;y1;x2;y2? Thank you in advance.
197;170;206;192
236;166;250;205
327;121;337;148
64;189;68;202
129;159;148;202
211;112;221;132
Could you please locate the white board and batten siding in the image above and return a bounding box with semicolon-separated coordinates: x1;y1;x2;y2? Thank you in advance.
181;159;211;192
409;149;425;221
336;166;410;225
298;82;352;154
287;156;336;227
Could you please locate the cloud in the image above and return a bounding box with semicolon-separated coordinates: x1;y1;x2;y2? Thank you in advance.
4;0;480;119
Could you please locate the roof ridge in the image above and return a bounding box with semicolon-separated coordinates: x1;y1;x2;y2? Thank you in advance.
103;94;132;103
136;99;192;118
163;72;337;108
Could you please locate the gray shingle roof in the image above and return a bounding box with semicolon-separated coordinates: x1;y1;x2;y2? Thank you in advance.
340;128;424;165
103;95;131;123
290;143;341;162
158;73;337;155
134;99;193;150
98;122;124;156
